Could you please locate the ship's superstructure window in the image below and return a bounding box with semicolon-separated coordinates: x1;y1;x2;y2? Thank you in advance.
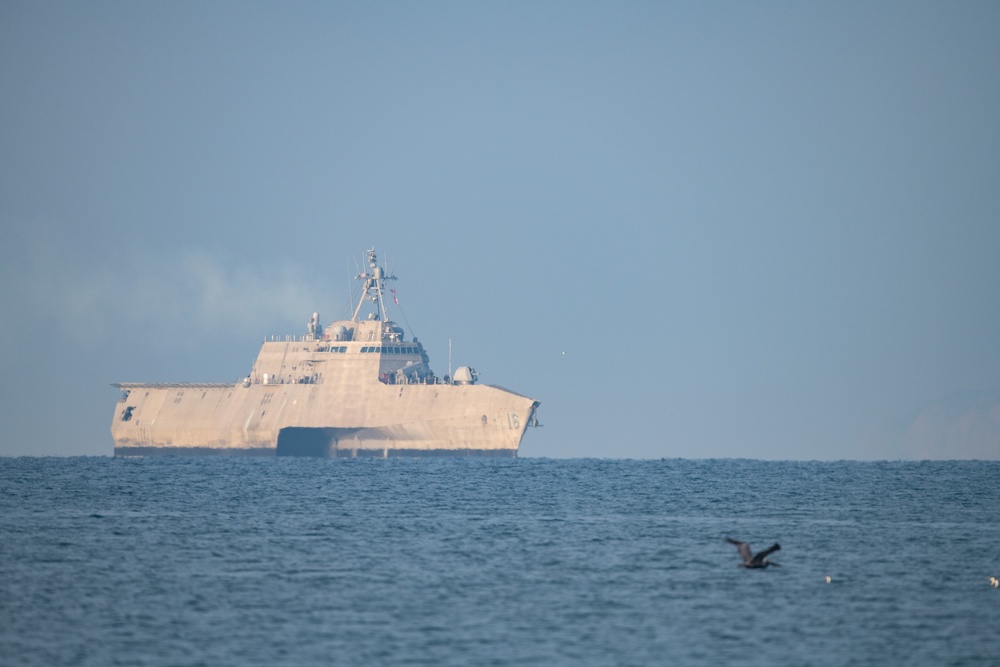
359;345;422;354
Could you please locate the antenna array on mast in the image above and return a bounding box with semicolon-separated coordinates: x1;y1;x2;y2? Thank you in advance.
351;247;397;322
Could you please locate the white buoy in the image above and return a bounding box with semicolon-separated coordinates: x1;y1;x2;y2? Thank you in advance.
825;576;832;584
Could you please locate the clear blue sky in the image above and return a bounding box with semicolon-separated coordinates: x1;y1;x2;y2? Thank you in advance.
2;1;998;458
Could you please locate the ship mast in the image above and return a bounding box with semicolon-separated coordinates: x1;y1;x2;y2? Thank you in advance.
351;247;397;322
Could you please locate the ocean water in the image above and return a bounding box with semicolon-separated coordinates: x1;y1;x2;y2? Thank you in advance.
1;457;998;666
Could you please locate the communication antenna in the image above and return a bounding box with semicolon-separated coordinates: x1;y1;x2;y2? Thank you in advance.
448;338;452;381
347;265;355;316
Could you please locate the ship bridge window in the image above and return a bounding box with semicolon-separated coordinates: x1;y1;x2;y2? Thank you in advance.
121;406;135;422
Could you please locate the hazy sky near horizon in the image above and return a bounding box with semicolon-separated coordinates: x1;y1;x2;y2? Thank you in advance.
2;1;999;459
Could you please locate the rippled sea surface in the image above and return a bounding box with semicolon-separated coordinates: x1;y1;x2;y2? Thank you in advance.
2;457;999;666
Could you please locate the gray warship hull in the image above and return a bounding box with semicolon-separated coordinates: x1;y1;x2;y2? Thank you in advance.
112;375;538;457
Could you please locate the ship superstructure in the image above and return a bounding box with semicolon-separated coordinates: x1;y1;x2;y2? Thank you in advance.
111;249;539;457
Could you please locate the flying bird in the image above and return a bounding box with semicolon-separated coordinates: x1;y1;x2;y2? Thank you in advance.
726;537;781;568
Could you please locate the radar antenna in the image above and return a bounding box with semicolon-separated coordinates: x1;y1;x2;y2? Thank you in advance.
351;247;397;322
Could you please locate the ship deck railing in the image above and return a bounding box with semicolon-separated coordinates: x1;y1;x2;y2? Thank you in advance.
111;382;238;389
265;335;324;342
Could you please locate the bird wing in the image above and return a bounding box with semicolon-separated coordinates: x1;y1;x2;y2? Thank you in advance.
752;543;781;566
726;537;753;564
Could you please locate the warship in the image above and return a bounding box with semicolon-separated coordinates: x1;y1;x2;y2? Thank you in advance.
111;248;539;457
